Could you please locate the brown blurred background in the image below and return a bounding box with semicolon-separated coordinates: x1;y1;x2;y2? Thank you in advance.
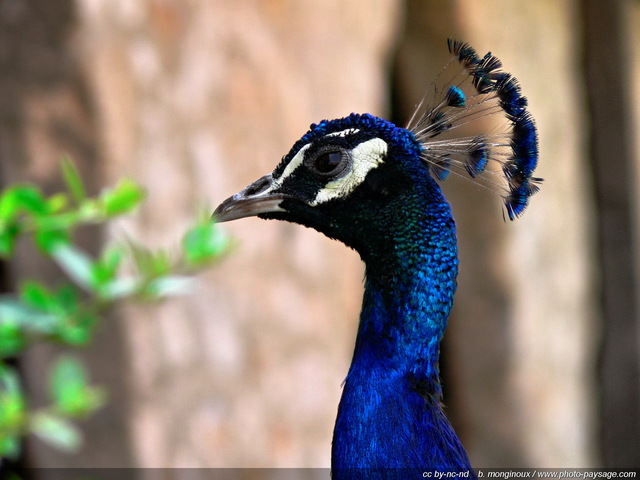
1;0;639;472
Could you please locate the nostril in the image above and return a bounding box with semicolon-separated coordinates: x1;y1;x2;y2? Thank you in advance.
244;175;272;196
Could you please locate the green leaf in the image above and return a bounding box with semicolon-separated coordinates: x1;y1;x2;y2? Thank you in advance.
145;275;195;298
20;279;94;346
34;211;81;231
51;356;105;417
51;244;95;291
182;222;229;266
30;411;81;452
0;434;21;459
0;320;25;358
35;228;70;254
98;277;139;300
0;295;59;335
0;185;48;219
51;357;84;414
92;247;123;288
0;366;26;448
60;157;86;204
101;179;145;216
150;249;172;276
47;192;69;213
126;240;172;278
20;281;54;311
0;363;21;391
54;285;80;312
0;222;20;257
54;310;96;346
76;198;102;222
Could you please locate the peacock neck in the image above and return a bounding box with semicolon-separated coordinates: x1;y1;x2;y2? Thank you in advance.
332;195;474;474
353;198;459;389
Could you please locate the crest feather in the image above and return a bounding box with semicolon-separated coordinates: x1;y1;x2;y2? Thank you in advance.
408;39;541;220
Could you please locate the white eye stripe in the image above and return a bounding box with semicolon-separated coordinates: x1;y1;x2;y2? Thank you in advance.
311;138;387;206
270;143;312;190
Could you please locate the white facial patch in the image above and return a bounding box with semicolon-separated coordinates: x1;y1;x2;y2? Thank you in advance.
311;137;388;205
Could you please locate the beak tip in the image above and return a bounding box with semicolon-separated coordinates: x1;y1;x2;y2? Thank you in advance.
211;197;241;223
212;174;289;223
211;205;228;223
211;194;287;223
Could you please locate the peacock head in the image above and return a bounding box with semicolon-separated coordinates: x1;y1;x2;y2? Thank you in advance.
213;113;444;255
214;40;540;256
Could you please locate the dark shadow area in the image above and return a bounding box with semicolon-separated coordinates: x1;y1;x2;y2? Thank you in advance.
581;0;640;467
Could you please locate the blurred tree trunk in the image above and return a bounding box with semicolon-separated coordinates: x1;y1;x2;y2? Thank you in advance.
0;0;136;470
74;0;402;468
581;0;640;466
394;0;595;467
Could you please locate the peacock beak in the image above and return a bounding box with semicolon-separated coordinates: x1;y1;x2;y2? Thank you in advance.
213;174;287;223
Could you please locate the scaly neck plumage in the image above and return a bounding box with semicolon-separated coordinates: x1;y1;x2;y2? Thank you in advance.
331;198;474;475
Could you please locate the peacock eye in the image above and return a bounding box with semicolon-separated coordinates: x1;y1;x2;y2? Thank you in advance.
312;150;348;176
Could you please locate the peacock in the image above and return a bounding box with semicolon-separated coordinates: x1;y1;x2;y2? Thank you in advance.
214;39;539;477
